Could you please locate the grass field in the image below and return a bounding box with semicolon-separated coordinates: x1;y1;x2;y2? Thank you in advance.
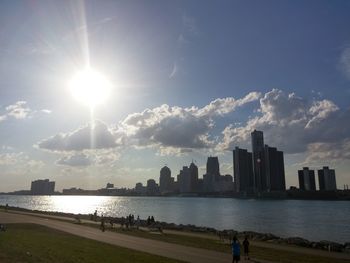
91;224;350;263
0;223;184;263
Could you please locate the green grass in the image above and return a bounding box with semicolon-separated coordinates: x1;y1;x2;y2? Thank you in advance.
0;224;184;263
84;224;350;263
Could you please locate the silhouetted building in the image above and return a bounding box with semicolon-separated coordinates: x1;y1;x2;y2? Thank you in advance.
135;182;146;195
318;166;337;191
146;179;159;195
251;130;266;192
264;145;286;191
31;179;55;195
189;162;199;192
203;157;220;192
206;156;220;176
159;166;174;194
178;166;192;193
233;147;254;193
298;167;316;191
106;183;114;189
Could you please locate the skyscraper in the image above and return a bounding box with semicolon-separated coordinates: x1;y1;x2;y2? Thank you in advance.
298;167;316;191
251;130;266;192
233;147;254;193
159;166;172;194
206;156;220;176
178;166;191;193
31;179;55;195
189;162;199;192
264;145;286;191
318;166;337;191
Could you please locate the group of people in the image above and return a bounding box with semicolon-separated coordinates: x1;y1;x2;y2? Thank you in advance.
146;216;155;226
120;214;140;229
231;236;250;262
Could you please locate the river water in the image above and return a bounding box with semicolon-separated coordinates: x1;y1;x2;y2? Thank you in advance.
0;195;349;243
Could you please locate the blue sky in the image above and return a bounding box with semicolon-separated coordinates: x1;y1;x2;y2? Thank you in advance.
1;0;350;191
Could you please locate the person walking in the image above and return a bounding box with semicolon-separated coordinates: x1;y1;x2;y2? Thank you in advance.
100;216;105;232
231;236;240;263
243;236;250;260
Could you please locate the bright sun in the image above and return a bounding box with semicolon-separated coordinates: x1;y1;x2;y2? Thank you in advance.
69;68;112;108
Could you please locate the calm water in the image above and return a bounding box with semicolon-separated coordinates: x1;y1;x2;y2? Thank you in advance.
0;195;349;243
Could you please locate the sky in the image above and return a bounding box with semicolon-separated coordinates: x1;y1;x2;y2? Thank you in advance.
1;0;350;192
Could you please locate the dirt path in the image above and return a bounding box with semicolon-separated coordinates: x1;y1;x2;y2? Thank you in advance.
0;211;264;263
2;210;349;261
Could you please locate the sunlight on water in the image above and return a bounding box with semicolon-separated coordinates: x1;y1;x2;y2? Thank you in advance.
1;195;350;243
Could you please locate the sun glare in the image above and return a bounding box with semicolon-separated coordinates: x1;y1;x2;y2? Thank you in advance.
69;68;112;108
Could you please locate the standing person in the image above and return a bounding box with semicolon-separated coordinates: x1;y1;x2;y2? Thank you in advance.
136;215;140;230
93;210;98;222
243;236;250;260
100;216;105;232
231;236;240;263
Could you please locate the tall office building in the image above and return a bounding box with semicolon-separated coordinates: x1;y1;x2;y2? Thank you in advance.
146;179;159;195
203;157;220;192
159;166;172;194
178;166;191;193
298;167;316;191
264;146;286;191
206;157;220;176
233;147;254;193
189;162;199;192
31;179;55;195
251;130;266;192
318;166;337;191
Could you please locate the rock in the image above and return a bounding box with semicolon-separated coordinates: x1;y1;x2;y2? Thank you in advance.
285;237;310;247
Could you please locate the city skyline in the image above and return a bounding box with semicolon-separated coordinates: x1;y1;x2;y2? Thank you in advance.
1;1;350;191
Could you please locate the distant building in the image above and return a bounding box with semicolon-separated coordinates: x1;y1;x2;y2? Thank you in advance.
189;162;199;192
203;157;234;193
318;166;337;191
264;145;286;191
206;156;220;176
298;167;316;191
146;179;159;195
178;166;191;193
251;130;266;192
135;182;146;195
106;183;114;189
159;166;173;194
31;179;55;195
233;147;254;193
203;157;220;192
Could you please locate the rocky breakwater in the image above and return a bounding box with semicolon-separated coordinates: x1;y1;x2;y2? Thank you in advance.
154;220;349;253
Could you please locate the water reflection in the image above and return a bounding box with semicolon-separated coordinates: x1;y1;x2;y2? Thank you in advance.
1;195;349;243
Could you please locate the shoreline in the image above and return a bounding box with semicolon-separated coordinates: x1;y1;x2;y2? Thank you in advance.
1;204;349;254
1;191;350;201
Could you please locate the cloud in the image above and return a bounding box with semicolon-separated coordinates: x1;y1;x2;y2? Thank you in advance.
55;150;120;167
56;153;92;167
0;152;23;166
0;151;44;173
36;120;117;152
217;89;350;162
169;62;178;78
305;139;350;164
197;92;261;117
118;92;260;153
0;101;51;122
41;109;52;114
35;92;260;157
5;101;31;119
